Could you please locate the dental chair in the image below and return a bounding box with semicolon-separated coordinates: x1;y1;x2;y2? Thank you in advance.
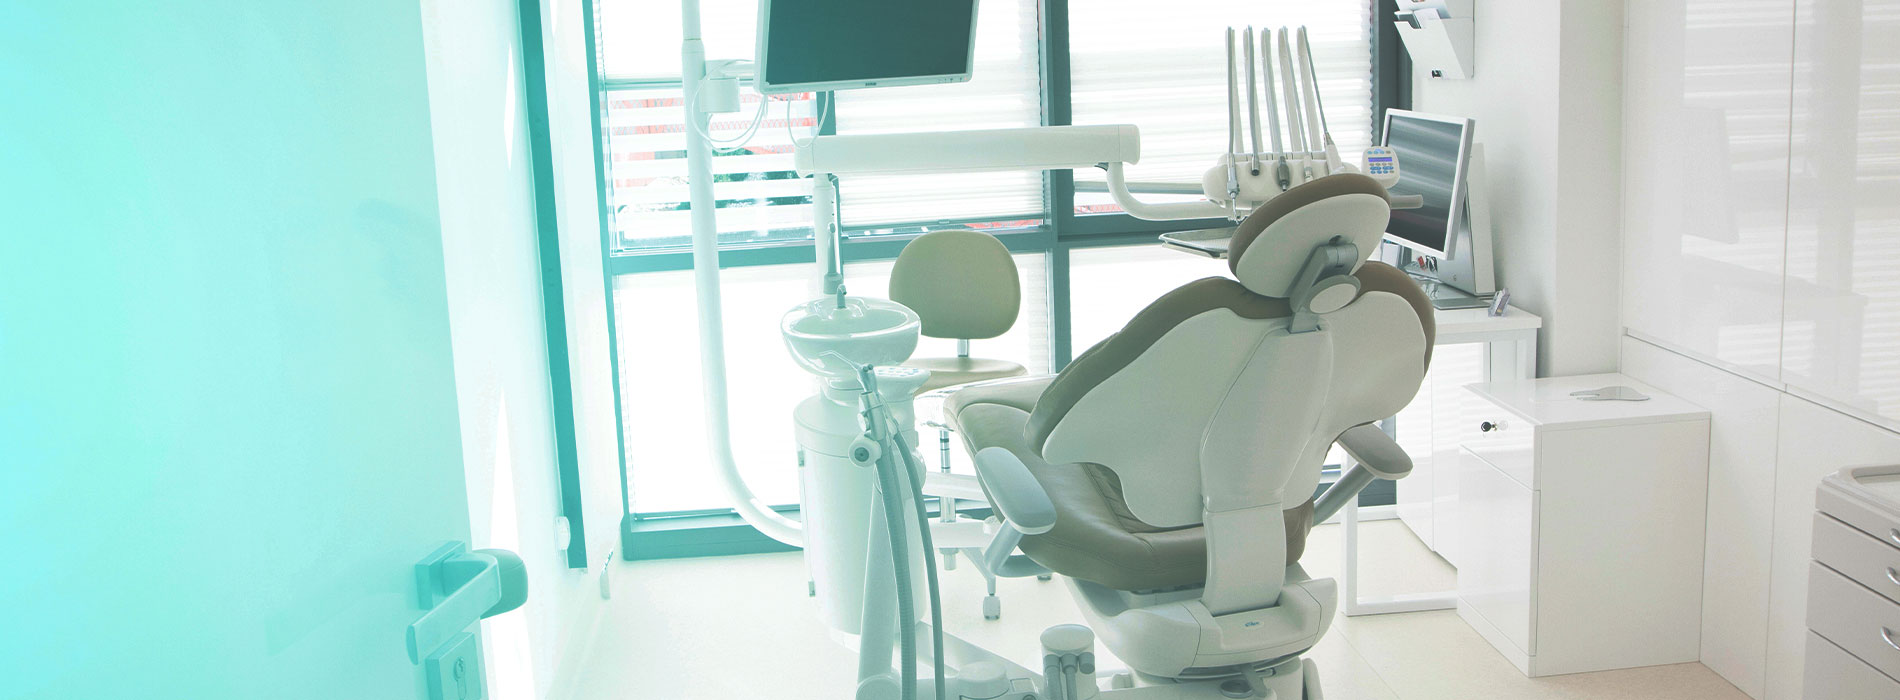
944;174;1433;697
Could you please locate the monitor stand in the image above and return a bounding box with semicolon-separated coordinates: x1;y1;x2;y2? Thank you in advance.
1383;143;1496;310
1433;143;1495;298
1424;282;1491;310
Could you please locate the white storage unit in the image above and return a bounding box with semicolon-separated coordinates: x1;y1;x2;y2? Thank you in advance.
1452;373;1710;677
1806;465;1900;698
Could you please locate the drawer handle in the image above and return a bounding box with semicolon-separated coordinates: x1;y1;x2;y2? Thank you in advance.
1892;528;1900;546
1886;627;1900;652
1890;567;1900;587
1479;420;1506;433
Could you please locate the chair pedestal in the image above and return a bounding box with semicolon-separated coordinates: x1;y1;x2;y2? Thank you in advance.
1063;573;1337;682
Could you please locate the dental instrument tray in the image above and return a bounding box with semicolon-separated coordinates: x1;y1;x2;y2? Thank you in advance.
1158;227;1239;258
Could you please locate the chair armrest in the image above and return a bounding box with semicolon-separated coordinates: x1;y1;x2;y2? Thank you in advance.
1336;424;1412;480
1313;424;1414;524
971;447;1056;535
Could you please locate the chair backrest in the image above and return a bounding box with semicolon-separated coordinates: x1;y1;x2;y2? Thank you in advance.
890;228;1020;340
1024;174;1434;613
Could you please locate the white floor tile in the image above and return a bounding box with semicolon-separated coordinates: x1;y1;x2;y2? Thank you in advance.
577;520;1747;700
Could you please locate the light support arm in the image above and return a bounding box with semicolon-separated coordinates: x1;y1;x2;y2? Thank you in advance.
682;0;804;546
1105;162;1230;221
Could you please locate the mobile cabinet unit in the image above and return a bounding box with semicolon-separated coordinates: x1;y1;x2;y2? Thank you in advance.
1452;373;1710;677
1805;465;1900;699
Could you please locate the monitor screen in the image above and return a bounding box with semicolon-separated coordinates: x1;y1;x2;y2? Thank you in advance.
758;0;979;94
1381;112;1473;257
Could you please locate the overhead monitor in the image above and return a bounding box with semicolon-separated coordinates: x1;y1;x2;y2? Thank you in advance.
756;0;980;95
1380;109;1474;258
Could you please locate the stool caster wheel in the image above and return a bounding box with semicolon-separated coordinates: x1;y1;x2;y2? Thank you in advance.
982;594;1001;620
1037;573;1053;582
1110;673;1135;690
941;549;958;571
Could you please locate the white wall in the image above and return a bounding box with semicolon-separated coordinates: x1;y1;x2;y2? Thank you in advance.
1408;0;1623;376
420;1;621;697
541;0;633;690
1619;1;1900;698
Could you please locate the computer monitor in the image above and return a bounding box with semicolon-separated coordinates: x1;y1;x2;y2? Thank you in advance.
756;0;980;95
1380;110;1475;258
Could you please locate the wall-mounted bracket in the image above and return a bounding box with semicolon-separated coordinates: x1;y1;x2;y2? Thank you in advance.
1394;0;1474;80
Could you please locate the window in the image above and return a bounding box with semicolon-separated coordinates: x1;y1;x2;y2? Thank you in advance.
1069;0;1374;215
588;0;1398;524
601;88;818;251
595;0;1044;254
614;254;1051;514
1068;245;1231;353
833;0;1044;229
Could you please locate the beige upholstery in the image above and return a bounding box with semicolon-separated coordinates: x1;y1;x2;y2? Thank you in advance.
945;263;1427;592
953;379;1315;592
943;173;1432;599
909;356;1028;393
889;228;1020;340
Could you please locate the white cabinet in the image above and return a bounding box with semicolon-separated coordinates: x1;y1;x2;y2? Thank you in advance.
1397;342;1488;562
1452;374;1711;677
1620;0;1795;380
1620;336;1781;697
1783;0;1900;428
1804;465;1900;698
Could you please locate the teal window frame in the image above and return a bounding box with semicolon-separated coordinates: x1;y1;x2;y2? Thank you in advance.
572;0;1410;560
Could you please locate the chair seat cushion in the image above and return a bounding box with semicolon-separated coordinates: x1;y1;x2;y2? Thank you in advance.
946;378;1315;592
907;356;1029;393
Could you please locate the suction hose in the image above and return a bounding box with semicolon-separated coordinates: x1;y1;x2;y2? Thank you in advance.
871;431;918;700
887;409;947;700
682;0;802;546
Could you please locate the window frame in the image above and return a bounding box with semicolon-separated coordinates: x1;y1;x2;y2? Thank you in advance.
577;0;1411;558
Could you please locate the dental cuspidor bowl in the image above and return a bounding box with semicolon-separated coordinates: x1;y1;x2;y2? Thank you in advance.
781;295;922;380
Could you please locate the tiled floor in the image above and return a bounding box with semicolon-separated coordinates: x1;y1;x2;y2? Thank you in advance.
575;520;1749;700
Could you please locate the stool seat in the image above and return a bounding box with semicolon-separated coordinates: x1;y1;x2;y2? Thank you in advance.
906;356;1028;392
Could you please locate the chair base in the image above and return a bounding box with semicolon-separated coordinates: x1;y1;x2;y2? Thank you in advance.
1063;570;1338;680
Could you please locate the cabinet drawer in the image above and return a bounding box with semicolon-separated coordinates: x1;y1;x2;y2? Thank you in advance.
1805;631;1900;700
1457;391;1535;489
1808;562;1900;681
1814;513;1900;606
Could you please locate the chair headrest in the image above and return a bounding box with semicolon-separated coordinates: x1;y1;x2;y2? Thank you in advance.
1226;174;1392;297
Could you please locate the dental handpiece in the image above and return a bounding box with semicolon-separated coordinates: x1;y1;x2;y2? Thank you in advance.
1275;28;1311;183
1260;28;1289;191
1223;28;1242;215
1298;27;1344;175
1243;27;1264;176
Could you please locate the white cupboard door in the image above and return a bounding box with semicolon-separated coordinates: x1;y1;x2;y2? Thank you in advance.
1783;0;1900;427
1455;448;1537;657
1621;0;1794;379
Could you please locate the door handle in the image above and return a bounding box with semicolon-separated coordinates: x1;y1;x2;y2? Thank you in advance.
407;542;528;664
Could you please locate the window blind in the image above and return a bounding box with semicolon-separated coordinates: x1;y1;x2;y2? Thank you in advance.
1069;0;1374;214
832;0;1044;228
602;88;817;251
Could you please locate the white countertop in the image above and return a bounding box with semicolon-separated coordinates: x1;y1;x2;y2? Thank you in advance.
1466;372;1709;430
1435;304;1542;337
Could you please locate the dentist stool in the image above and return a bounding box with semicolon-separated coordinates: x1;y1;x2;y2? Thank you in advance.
890;227;1036;618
